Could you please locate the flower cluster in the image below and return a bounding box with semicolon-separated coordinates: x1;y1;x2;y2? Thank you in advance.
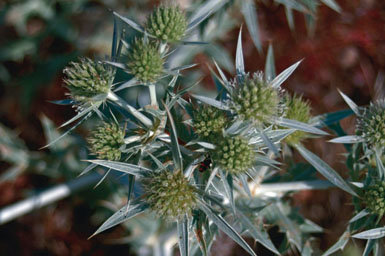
212;136;255;175
63;58;115;103
357;99;385;150
193;106;227;139
146;6;188;42
283;94;312;145
363;180;385;216
231;73;280;124
87;123;125;161
142;170;197;220
126;38;164;83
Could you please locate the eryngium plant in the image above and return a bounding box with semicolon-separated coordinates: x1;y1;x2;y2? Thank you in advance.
87;122;125;161
364;180;385;217
63;58;115;106
146;6;188;42
46;2;377;256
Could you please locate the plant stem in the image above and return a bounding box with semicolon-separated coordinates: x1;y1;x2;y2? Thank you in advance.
149;84;158;107
0;173;100;225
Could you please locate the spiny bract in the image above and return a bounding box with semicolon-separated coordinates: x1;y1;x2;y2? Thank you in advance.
231;73;280;125
357;99;385;150
143;170;197;221
146;6;187;42
283;94;312;145
63;58;115;103
87;123;125;161
212;136;255;175
127;38;164;83
364;180;385;216
193;106;227;139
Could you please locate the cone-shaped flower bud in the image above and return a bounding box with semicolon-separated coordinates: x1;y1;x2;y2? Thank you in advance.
283;94;312;145
127;38;164;83
212;136;255;175
146;6;187;42
87;123;125;161
143;170;197;221
364;180;385;216
193;106;227;139
63;58;115;103
231;73;280;125
357;99;385;150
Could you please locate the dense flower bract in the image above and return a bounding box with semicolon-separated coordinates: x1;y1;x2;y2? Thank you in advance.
364;180;385;216
143;170;197;220
193;106;227;139
87;123;125;161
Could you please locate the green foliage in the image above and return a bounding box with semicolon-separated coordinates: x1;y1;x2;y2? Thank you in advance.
146;6;188;42
143;170;197;221
87;122;125;161
212;136;255;175
231;73;280;124
64;58;115;104
126;38;164;83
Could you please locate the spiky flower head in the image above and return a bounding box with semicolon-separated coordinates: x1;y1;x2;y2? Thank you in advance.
357;99;385;150
143;170;197;221
193;106;227;139
283;94;312;145
127;38;164;83
231;73;280;125
63;58;115;103
363;180;385;216
212;136;255;175
87;123;125;161
146;6;187;42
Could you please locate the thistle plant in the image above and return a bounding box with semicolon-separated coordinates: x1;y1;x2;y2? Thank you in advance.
87;122;125;161
126;38;164;83
146;6;188;42
363;180;385;217
41;1;385;256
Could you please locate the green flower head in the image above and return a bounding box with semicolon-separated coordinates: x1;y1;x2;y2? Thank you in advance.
231;73;281;125
63;58;115;103
357;99;385;150
146;6;188;42
87;123;125;161
127;38;164;83
364;180;385;216
283;93;312;145
193;106;227;139
212;136;255;175
143;170;197;221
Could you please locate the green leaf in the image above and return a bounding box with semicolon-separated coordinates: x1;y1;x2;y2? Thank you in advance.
236;211;280;255
375;148;385;180
285;7;295;31
338;89;360;116
322;231;350;256
190;94;229;110
352;227;385;239
188;0;225;31
86;160;151;177
363;239;377;256
241;0;262;53
59;104;95;128
113;12;145;33
90;201;148;238
164;103;183;171
177;216;189;256
329;135;364;144
270;60;302;88
264;44;276;81
257;128;280;156
295;144;357;196
276;118;328;135
198;201;257;256
219;170;235;212
321;0;341;12
349;209;370;224
316;109;354;127
235;27;245;78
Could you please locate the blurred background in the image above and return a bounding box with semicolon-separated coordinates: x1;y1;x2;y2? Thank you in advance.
0;0;384;255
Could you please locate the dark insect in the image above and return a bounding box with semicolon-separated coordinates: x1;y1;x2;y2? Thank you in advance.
198;156;212;172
